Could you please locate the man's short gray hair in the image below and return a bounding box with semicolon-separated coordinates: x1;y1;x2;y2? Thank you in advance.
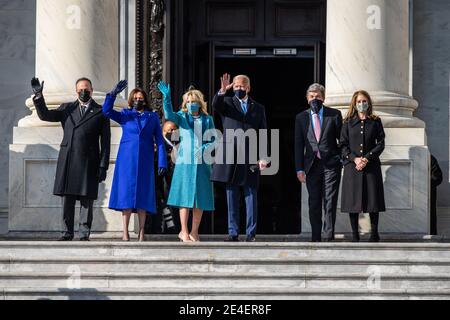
234;75;251;86
306;83;326;99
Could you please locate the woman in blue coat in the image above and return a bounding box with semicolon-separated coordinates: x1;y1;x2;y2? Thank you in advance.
158;81;216;242
103;80;167;242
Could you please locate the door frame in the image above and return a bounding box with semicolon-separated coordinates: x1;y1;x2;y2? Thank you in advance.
165;0;326;108
195;41;322;234
162;0;327;234
198;40;325;111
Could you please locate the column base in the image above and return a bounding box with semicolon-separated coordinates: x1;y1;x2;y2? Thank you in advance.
301;128;430;235
8;127;133;235
326;91;425;128
0;209;8;235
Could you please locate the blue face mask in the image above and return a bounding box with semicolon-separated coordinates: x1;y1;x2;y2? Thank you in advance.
234;89;247;100
187;102;200;114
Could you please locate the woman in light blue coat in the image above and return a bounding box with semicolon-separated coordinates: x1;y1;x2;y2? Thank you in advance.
158;81;216;242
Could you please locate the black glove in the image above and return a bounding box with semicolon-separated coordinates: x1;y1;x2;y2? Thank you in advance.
98;167;108;183
158;168;167;177
109;80;128;96
31;77;44;98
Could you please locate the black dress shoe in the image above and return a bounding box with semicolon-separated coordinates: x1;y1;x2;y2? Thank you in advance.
224;236;239;242
369;233;380;243
58;235;73;242
352;233;360;243
246;236;256;243
323;238;334;242
80;237;90;242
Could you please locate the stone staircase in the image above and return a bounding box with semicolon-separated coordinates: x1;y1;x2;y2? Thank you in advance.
1;241;450;300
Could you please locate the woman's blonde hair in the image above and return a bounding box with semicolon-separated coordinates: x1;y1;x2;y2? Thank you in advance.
344;90;379;122
181;89;209;115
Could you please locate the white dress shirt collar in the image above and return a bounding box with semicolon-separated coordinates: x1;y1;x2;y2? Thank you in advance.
237;97;249;104
79;99;92;109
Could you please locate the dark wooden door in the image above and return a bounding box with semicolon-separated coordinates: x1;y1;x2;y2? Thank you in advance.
167;0;326;98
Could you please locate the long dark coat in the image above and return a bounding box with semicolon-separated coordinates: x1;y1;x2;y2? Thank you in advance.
211;94;267;188
340;116;386;213
33;96;111;200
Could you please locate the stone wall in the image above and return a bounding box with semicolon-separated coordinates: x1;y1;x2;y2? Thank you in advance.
0;0;36;233
413;0;450;235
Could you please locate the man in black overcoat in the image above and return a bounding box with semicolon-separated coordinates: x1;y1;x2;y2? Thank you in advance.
31;77;111;241
211;74;268;242
295;83;343;242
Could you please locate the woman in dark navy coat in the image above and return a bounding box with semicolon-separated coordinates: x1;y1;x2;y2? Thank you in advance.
103;81;167;241
340;90;386;242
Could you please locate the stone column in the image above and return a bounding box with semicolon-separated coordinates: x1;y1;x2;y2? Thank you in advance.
326;0;423;129
9;0;129;238
20;0;127;127
302;0;430;237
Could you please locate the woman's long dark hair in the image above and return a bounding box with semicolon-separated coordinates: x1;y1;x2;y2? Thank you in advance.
128;88;150;110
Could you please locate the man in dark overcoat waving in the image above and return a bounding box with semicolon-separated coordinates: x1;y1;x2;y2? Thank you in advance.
211;74;268;242
31;77;111;241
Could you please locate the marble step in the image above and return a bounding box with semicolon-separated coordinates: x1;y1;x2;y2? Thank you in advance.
2;241;450;299
3;233;446;242
1;272;450;290
3;287;450;300
1;256;450;274
2;242;450;261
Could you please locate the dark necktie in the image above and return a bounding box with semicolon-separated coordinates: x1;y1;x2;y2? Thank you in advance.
81;105;87;117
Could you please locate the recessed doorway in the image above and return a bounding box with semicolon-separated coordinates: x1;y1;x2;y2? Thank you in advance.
207;52;315;235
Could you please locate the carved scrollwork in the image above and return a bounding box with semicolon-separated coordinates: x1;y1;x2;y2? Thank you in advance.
136;0;166;116
149;0;166;116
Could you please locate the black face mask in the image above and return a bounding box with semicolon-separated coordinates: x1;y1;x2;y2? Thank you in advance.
133;100;145;111
78;90;91;103
166;130;180;145
310;99;323;114
234;89;247;100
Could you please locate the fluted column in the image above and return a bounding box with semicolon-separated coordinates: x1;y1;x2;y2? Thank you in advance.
9;0;130;237
20;0;126;127
302;0;430;236
325;0;423;128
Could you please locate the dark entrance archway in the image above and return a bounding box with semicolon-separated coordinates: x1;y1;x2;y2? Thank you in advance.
210;49;316;235
165;0;327;235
